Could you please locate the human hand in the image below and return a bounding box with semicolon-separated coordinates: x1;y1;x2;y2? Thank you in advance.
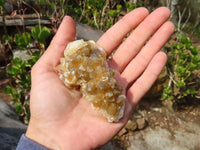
26;7;174;150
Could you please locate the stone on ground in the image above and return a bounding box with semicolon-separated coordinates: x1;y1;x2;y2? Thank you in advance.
0;99;27;150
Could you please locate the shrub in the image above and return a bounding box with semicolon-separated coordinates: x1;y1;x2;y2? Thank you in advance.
3;52;40;123
3;25;50;123
162;35;200;104
63;0;141;31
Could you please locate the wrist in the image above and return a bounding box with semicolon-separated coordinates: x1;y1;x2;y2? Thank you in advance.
25;119;90;150
26;120;61;150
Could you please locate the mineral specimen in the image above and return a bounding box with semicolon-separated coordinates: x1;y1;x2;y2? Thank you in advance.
56;39;126;122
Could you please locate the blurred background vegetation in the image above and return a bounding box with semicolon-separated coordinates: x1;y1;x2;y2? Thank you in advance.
0;0;199;123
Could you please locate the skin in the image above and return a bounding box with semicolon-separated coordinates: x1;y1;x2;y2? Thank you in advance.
26;7;174;150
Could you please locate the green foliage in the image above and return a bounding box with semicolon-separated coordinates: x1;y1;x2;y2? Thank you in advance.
62;0;140;31
2;35;12;43
3;85;21;100
13;25;50;51
3;51;41;123
31;25;51;43
37;0;47;5
125;1;137;12
0;0;5;5
162;86;174;101
14;32;32;49
163;35;200;104
2;25;50;123
0;0;5;10
87;0;105;10
15;102;24;117
33;0;66;28
30;0;141;31
80;0;108;30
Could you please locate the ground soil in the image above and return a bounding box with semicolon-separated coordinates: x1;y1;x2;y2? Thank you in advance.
113;97;200;150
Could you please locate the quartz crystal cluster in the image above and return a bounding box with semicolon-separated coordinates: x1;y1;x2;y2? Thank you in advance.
56;39;126;122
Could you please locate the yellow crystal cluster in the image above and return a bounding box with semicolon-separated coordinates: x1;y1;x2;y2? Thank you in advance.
56;39;126;122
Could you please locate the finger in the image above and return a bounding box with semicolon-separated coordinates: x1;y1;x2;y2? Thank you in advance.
97;7;149;55
121;21;174;88
127;52;167;107
110;7;171;72
40;16;76;67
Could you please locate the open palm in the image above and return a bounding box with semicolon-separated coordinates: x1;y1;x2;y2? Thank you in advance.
26;7;174;150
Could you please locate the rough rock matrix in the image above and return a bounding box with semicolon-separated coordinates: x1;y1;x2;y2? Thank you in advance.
56;39;126;122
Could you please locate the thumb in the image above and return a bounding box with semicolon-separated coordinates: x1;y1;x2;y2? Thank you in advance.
40;16;76;67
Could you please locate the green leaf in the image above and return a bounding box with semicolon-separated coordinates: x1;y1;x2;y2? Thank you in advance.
177;80;185;88
164;86;172;95
180;35;192;45
2;85;14;95
116;4;122;12
26;51;41;67
176;43;184;50
188;63;197;71
192;55;200;65
185;89;196;96
50;2;55;8
6;65;19;75
13;58;23;68
20;73;26;81
108;10;118;18
38;0;46;5
126;2;137;12
106;20;112;28
74;8;82;15
13;92;21;101
63;6;67;11
2;85;20;100
0;0;5;7
14;32;32;49
176;66;188;77
31;25;51;43
38;27;51;43
165;34;199;104
31;25;40;41
15;102;23;115
168;96;174;101
190;46;199;55
23;32;32;44
2;35;12;43
177;59;185;66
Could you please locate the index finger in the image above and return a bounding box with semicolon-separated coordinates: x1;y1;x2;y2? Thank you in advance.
97;7;149;56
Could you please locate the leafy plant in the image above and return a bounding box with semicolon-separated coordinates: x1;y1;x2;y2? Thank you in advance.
162;35;200;104
79;0;108;30
125;1;137;12
14;32;32;49
31;25;51;51
30;0;142;31
63;0;140;31
3;51;41;123
34;0;66;30
31;25;50;43
2;25;50;123
2;35;12;43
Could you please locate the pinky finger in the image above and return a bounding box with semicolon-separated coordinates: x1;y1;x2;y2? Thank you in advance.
126;52;167;108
